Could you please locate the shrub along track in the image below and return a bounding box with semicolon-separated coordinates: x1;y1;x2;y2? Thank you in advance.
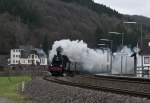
43;75;150;99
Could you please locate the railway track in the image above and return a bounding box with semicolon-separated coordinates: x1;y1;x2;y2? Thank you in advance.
43;75;150;99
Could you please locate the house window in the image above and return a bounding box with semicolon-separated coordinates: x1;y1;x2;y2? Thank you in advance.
13;55;15;57
144;57;150;64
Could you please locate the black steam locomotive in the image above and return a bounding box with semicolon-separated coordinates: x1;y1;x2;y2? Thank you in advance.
48;47;71;76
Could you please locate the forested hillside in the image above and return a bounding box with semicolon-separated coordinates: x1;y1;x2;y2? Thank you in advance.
0;0;149;54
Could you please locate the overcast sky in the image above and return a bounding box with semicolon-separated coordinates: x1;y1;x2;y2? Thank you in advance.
94;0;150;17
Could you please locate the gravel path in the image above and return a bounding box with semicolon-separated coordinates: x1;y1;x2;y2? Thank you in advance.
0;97;17;103
24;77;150;103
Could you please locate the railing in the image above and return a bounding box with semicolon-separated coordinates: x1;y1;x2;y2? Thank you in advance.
136;66;150;78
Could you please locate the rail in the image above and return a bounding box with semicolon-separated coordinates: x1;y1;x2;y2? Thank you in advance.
44;75;150;99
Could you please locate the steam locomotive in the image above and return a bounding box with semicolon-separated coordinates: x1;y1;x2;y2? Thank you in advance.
48;62;80;76
48;65;67;76
47;47;73;76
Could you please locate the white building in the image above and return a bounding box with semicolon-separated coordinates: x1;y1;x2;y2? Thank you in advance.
9;48;47;66
137;37;150;77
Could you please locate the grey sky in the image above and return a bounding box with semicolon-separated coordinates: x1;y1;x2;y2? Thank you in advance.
94;0;150;17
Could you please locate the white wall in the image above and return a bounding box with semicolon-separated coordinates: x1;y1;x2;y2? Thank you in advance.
137;55;150;77
10;49;22;64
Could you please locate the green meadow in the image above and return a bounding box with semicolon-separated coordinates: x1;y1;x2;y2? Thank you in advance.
0;76;32;103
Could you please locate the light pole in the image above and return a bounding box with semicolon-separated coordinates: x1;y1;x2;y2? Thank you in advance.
123;21;137;76
123;21;143;76
140;24;144;77
109;32;124;75
98;43;109;73
99;39;113;74
123;22;137;24
99;39;113;51
98;44;106;46
109;32;124;48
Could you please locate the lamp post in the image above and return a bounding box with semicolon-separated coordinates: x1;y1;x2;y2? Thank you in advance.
123;21;137;76
109;32;124;75
99;39;113;52
123;22;137;24
140;24;144;77
123;21;143;76
109;32;124;48
98;44;106;46
99;39;113;74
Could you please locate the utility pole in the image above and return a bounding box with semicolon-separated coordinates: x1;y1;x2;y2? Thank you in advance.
140;24;144;77
121;33;124;75
123;21;138;76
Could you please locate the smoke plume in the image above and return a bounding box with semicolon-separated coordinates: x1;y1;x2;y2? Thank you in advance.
49;39;134;74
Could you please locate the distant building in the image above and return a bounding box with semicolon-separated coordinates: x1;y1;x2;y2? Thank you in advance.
8;48;47;66
137;37;150;77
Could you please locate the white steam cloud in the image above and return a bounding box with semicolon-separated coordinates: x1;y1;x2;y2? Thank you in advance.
49;39;135;74
112;47;134;74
